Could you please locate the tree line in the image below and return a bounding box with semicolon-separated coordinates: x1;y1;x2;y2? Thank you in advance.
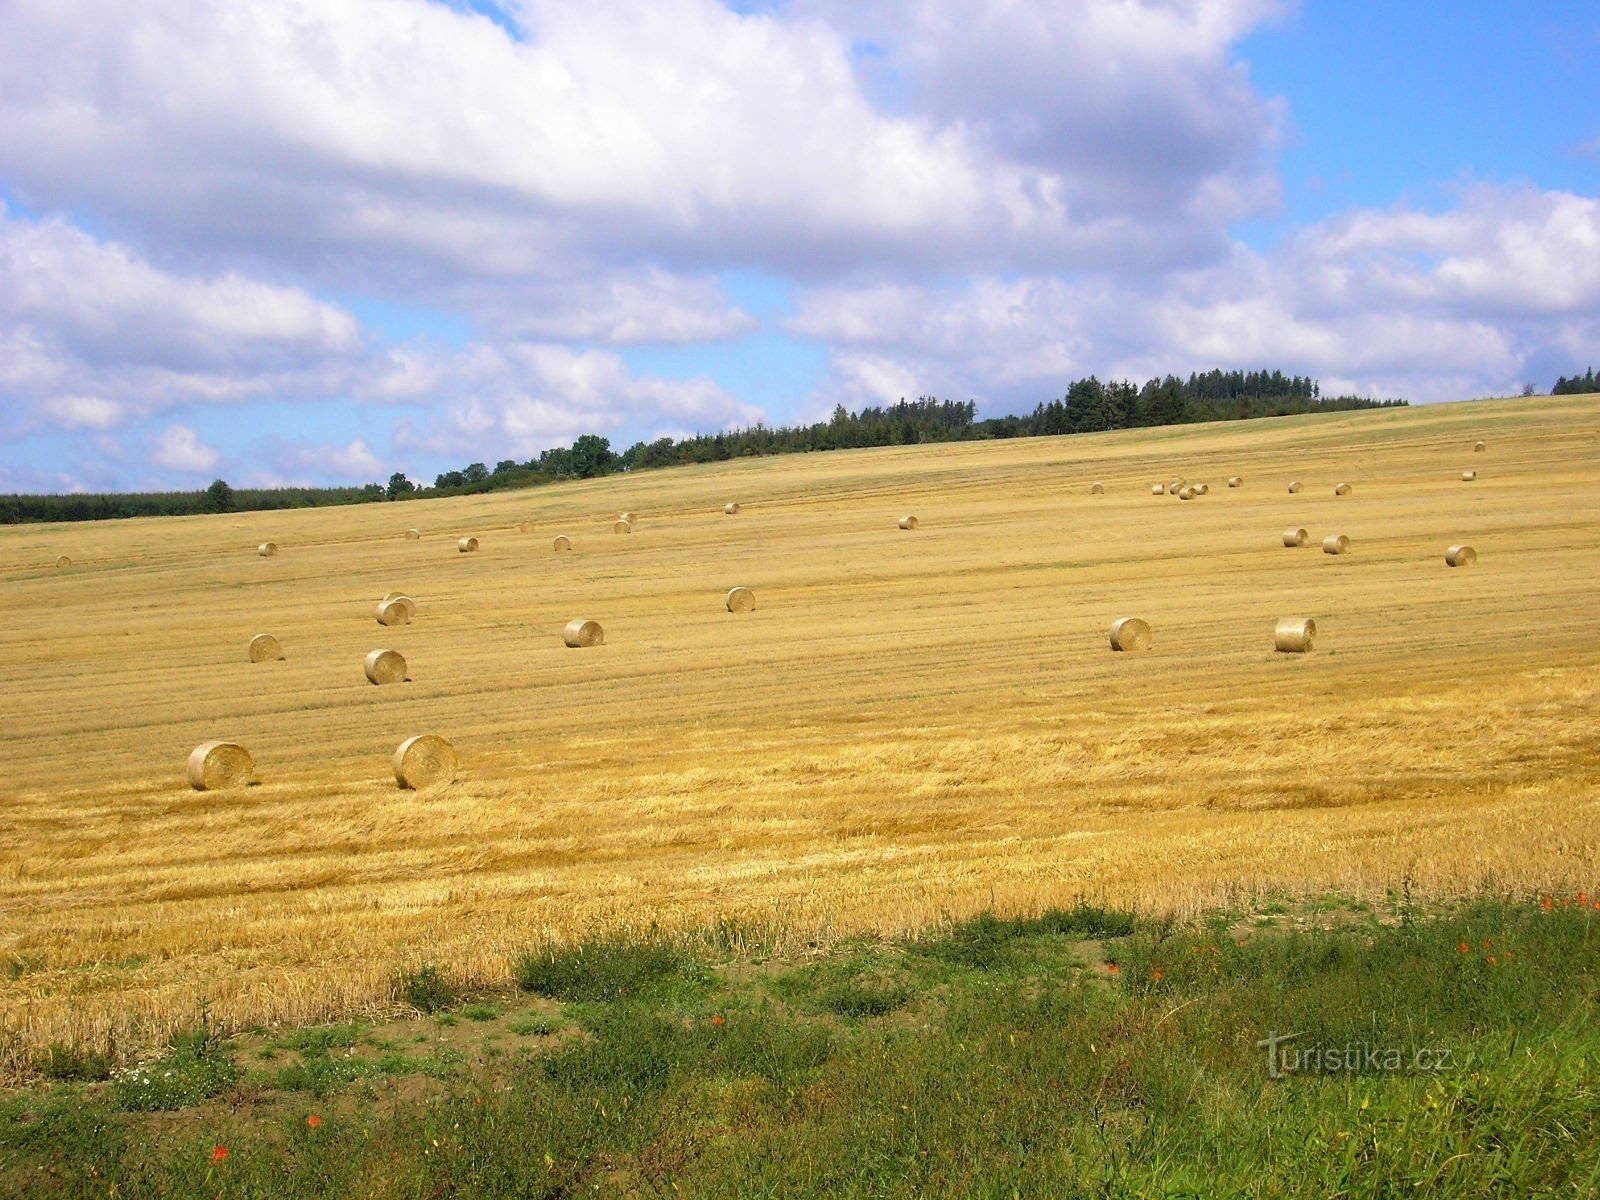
2;369;1404;523
1552;368;1598;395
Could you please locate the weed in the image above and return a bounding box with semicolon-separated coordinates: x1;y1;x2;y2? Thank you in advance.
515;938;710;1003
112;1026;239;1111
39;1040;114;1082
397;964;455;1013
508;1012;562;1037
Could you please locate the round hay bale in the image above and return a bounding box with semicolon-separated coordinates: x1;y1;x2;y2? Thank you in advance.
1178;487;1195;501
612;520;632;535
1445;544;1477;567
1287;481;1302;494
1474;441;1486;452
726;586;756;613
1089;482;1105;495
382;592;417;616
247;633;284;663
1151;484;1165;495
1274;617;1316;654
404;528;420;540
1282;527;1308;547
1109;617;1153;652
1322;533;1350;555
457;536;479;553
563;618;603;648
1168;479;1185;494
899;515;919;530
54;554;71;568
375;598;412;627
724;502;741;514
258;542;278;557
552;534;573;551
1461;470;1477;482
1334;482;1352;496
517;521;535;533
1227;476;1243;488
364;648;407;685
187;740;253;791
393;734;458;789
1195;483;1210;496
619;512;637;525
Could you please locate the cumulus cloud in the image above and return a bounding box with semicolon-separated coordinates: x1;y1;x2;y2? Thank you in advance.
247;437;387;486
149;424;223;475
391;340;763;459
0;0;1282;281
462;268;759;345
0;207;369;433
793;184;1600;409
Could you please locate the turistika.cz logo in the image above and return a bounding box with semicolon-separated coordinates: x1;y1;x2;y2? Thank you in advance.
1257;1031;1454;1079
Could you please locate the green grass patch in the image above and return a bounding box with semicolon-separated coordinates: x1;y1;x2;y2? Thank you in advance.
507;1011;562;1037
514;937;711;1004
3;895;1598;1197
395;963;455;1013
110;1026;239;1112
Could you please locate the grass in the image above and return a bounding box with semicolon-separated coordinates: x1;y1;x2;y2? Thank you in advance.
514;937;712;1004
3;393;1600;1072
1;896;1597;1196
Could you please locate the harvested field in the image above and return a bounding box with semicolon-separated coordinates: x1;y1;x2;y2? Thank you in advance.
1;394;1598;1073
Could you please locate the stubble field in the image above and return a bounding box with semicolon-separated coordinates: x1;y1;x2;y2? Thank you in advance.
2;393;1598;1077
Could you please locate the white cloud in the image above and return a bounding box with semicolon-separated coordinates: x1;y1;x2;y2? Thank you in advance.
0;207;370;433
391;340;763;459
469;269;759;345
0;0;1283;281
248;437;387;486
149;424;222;474
793;185;1600;409
37;395;125;430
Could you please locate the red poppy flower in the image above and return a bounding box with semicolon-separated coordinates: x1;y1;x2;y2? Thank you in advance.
210;1146;228;1165
1151;969;1163;982
1106;962;1119;975
711;1015;724;1026
1458;942;1470;954
1487;956;1497;966
1542;898;1552;910
307;1114;323;1130
1580;892;1590;905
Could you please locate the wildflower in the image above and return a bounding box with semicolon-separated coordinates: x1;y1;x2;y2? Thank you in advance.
1106;962;1119;975
307;1114;323;1130
1482;938;1493;950
210;1146;228;1165
1458;942;1470;954
711;1015;724;1026
1487;956;1497;966
1542;898;1552;911
1581;892;1590;905
1152;970;1164;982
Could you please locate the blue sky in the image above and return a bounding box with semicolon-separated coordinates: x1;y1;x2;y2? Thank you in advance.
1;0;1596;493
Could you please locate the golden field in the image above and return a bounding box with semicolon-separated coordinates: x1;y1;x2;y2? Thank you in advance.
2;393;1599;1076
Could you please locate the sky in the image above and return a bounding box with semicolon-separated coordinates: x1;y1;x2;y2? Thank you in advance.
0;0;1596;494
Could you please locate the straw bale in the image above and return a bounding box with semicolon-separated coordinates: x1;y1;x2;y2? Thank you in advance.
393;735;458;789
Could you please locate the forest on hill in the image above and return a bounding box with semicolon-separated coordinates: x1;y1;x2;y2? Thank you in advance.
5;369;1405;523
1552;367;1598;395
